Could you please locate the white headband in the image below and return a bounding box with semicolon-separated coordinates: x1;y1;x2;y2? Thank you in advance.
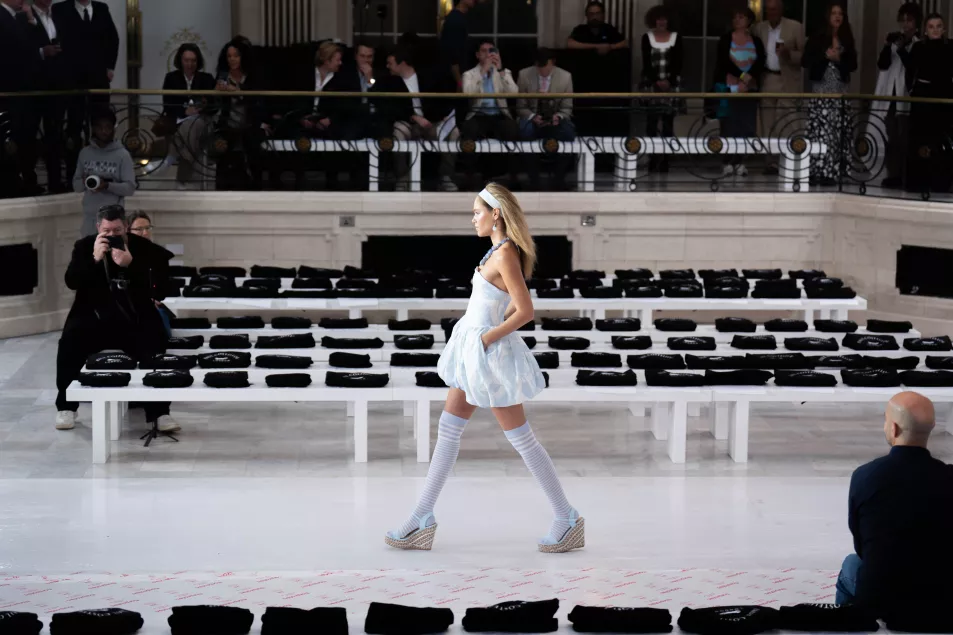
478;188;501;211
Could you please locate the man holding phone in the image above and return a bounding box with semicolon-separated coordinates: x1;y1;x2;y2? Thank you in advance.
55;204;177;433
73;108;137;237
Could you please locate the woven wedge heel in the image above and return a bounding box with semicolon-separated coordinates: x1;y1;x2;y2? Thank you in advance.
538;512;585;554
385;513;437;551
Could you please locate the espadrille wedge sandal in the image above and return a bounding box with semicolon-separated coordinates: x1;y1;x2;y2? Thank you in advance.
538;509;585;554
384;513;438;551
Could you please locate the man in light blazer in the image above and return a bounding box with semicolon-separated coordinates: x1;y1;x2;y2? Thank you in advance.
517;48;575;142
752;0;804;174
461;38;519;141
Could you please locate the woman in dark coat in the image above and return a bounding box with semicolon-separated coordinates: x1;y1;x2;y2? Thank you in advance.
161;43;216;186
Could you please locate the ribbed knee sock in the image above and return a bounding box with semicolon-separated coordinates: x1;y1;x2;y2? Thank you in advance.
393;411;468;538
505;421;575;543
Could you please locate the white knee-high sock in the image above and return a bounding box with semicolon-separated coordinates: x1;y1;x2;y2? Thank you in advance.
505;421;575;542
393;411;468;538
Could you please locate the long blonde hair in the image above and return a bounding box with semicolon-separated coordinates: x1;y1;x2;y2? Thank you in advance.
482;182;536;278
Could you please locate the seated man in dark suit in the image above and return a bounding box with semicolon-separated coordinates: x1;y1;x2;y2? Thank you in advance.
837;391;953;626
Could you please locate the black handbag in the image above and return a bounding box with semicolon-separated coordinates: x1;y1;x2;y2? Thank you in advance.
627;354;686;369
645;369;705;387
256;334;317;349
763;319;808;332
654;318;696;332
668;336;717;351
715;317;757;333
576;369;638;386
534;352;559;369
271;317;313;329
541;317;593;331
394;334;435;350
571;352;622;368
611;336;652;350
390;353;440;367
774;370;838;387
321;337;384;349
143;370;194;388
842;334;900;351
209;334;251;349
167;336;204;350
547;337;590;350
319;317;369;329
328;352;372;368
325;372;389;388
255;355;314;369
841;368;901;387
204;371;250;388
86;351;137;370
595;318;641;332
731;335;777;350
416;371;448;388
78;372;131;387
217;316;265;329
388;318;432;331
265;373;312;388
141;354;198;370
197;351;252;369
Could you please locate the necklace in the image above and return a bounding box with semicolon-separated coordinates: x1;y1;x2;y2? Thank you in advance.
479;237;510;267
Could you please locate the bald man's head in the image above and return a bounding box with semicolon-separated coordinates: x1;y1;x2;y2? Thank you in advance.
884;391;936;447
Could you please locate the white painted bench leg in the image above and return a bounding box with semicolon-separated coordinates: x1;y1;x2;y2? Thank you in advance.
347;402;355;418
651;402;671;441
818;309;832;320
728;400;750;463
348;309;361;320
403;401;414;417
667;401;687;463
416;400;431;462
832;309;848;321
628;403;646;418
353;400;368;463
803;309;814;324
711;402;730;440
397;308;409;321
640;309;652;326
92;401;109;464
108;401;121;441
687;403;700;418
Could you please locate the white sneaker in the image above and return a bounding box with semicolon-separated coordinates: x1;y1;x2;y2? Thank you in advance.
55;410;76;430
156;415;182;433
439;176;459;192
721;164;736;177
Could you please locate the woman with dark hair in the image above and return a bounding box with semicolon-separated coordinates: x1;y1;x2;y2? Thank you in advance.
161;43;216;188
712;7;765;177
802;1;857;185
641;4;683;173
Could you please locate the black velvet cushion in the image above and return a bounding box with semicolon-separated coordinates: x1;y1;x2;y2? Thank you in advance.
390;353;440;367
745;353;813;369
256;334;317;349
522;337;537;349
704;369;773;385
900;370;953;387
576;370;638;386
867;319;913;333
716;317;757;333
627;354;686;369
842;334;900;351
321;337;384;349
291;277;333;289
541;317;593;331
841;368;901;387
250;265;296;278
731;335;777;350
645;369;705;387
764;319;809;332
808;354;863;369
654;318;696;332
256;355;314;369
197;351;252;369
857;356;920;370
78;372;131;387
86;352;137;370
168;265;197;277
217;316;265;329
774;370;838;387
271;317;313;329
615;268;654;280
580;286;623;298
659;268;695;279
571;352;623;368
199;266;245;277
678;606;780;635
788;269;826;279
388;319;432;331
784;337;839;352
668;336;717;351
327;352;372;368
926;356;953;370
548;337;590;350
904;336;953;352
534;352;559;369
143;370;194;388
742;268;783;279
297;266;343;278
416;372;448;388
319;317;368;329
167;336;204;349
265;373;312;388
325;372;389;388
813;320;858;333
611;336;652;350
170;317;211;330
204;371;250;388
595;318;641;332
686;355;748;369
141;354;198;370
394;334;435;350
624;285;663;298
209;334;251;349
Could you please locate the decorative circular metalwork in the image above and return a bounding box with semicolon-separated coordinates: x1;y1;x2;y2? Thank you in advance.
919;145;931;159
710;181;720;192
295;137;312;153
628;180;638;192
624;137;641;155
707;137;723;154
793;181;801;193
790;136;807;155
123;135;142;153
854;138;870;157
3;140;17;156
460;139;476;154
211;136;229;156
378;137;394;152
543;138;559;154
859;185;867;195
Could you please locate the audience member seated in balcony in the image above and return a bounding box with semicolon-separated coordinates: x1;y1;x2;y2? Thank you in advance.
517;48;575;189
298;42;360;140
372;45;459;192
349;41;388;136
836;392;953;624
214;37;269;191
713;7;765;178
160;43;216;189
802;1;856;186
568;0;628;54
640;4;683;173
55;204;179;434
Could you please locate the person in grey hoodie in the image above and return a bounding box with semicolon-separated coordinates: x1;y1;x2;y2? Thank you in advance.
72;108;137;236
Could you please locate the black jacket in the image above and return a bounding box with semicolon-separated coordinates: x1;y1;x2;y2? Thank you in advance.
16;10;65;90
802;33;857;84
300;67;361;123
641;32;684;88
161;70;217;121
713;32;765;89
904;39;953;98
51;0;119;88
63;233;173;331
0;7;41;93
371;72;454;125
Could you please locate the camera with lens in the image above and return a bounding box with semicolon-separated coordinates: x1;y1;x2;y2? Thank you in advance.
85;175;102;190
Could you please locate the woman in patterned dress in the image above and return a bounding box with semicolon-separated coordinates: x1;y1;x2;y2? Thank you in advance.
641;4;684;173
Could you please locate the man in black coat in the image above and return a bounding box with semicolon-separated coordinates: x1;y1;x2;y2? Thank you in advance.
0;0;42;197
51;0;120;184
55;205;179;433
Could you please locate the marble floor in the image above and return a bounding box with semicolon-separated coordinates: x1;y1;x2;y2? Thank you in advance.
2;332;950;633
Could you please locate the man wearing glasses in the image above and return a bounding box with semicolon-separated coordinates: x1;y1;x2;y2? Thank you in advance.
568;1;629;54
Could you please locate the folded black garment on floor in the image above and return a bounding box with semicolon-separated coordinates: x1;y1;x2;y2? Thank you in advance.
669;336;718;351
210;334;251;349
665;283;704;298
659;268;695;279
774;370;838;387
678;606;780;635
389;319;432;331
568;606;673;634
534;352;559;369
233;286;279;299
561;278;603;289
813;320;858;333
865;319;912;333
627;354;686;369
904;336;953;351
542;317;593;331
364;602;453;635
522;337;537;349
624;285;664;298
326;372;389;388
805;286;857;299
241;277;281;290
321;337;384;350
86;352;137;370
764;319;809;332
731;335;777;350
705;285;749;299
198;352;252;369
789;269;826;279
842;334;899;351
204;371;249;388
527;278;558;290
279;289;339;298
264;373;312;388
615;268;654;280
249;265;296;278
271;317;313;329
436;285;472;298
654;318;696;332
581;287;624;298
777;604;877;632
168;265;198;278
416;372;448;388
536;288;575;299
50;608;143;635
548;337;590;350
463;599;559;633
577;369;638;387
142;354;198;370
705;370;773;386
572;352;623;368
596;318;641;332
170;317;211;330
784;337;839;352
395;334;435;350
809;355;863;369
859;356;920;370
336;278;376;290
168;605;254;635
745;353;813;369
751;279;800;299
645;369;705;387
686;355;747;370
260;607;347;635
256;334;317;349
320;317;368;329
298;266;343;279
291;277;333;289
199;266;246;278
0;611;43;635
699;269;739;280
926;356;953;370
900;370;953;387
143;370;194;388
715;317;757;333
742;269;783;280
78;372;131;387
612;336;653;350
256;354;314;369
566;269;605;280
391;353;441;367
217;316;264;329
842;368;901;387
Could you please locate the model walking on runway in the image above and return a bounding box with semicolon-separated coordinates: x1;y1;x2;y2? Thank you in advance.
385;183;584;553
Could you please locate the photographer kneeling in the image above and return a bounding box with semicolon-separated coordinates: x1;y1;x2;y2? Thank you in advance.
55;205;180;434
